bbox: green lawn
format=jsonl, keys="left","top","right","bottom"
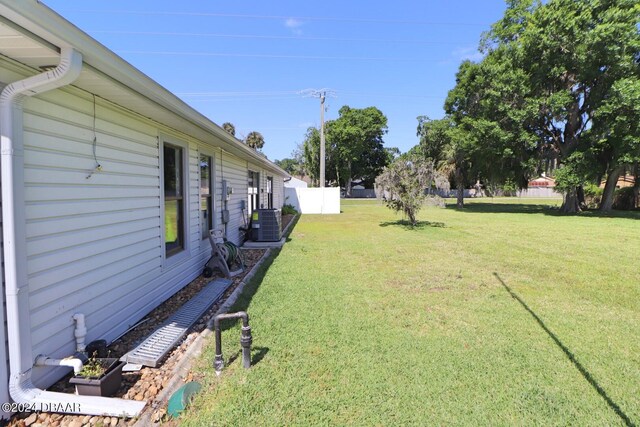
{"left": 181, "top": 198, "right": 640, "bottom": 426}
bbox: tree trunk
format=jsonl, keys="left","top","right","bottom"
{"left": 345, "top": 175, "right": 353, "bottom": 198}
{"left": 577, "top": 185, "right": 586, "bottom": 209}
{"left": 633, "top": 163, "right": 639, "bottom": 209}
{"left": 456, "top": 184, "right": 464, "bottom": 208}
{"left": 599, "top": 165, "right": 624, "bottom": 212}
{"left": 407, "top": 209, "right": 416, "bottom": 226}
{"left": 455, "top": 166, "right": 464, "bottom": 208}
{"left": 561, "top": 187, "right": 581, "bottom": 213}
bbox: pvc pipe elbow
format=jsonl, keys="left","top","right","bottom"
{"left": 35, "top": 355, "right": 84, "bottom": 374}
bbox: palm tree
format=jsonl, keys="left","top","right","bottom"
{"left": 222, "top": 122, "right": 235, "bottom": 136}
{"left": 244, "top": 131, "right": 265, "bottom": 150}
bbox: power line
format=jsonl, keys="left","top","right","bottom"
{"left": 177, "top": 90, "right": 443, "bottom": 100}
{"left": 178, "top": 90, "right": 301, "bottom": 97}
{"left": 58, "top": 9, "right": 485, "bottom": 26}
{"left": 116, "top": 50, "right": 450, "bottom": 62}
{"left": 88, "top": 30, "right": 467, "bottom": 45}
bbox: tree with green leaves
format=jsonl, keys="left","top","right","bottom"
{"left": 244, "top": 131, "right": 265, "bottom": 151}
{"left": 275, "top": 150, "right": 307, "bottom": 177}
{"left": 591, "top": 77, "right": 640, "bottom": 210}
{"left": 415, "top": 116, "right": 472, "bottom": 208}
{"left": 302, "top": 127, "right": 322, "bottom": 186}
{"left": 375, "top": 154, "right": 449, "bottom": 226}
{"left": 303, "top": 106, "right": 390, "bottom": 194}
{"left": 222, "top": 122, "right": 235, "bottom": 137}
{"left": 478, "top": 0, "right": 640, "bottom": 212}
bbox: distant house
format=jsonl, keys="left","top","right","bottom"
{"left": 0, "top": 1, "right": 287, "bottom": 419}
{"left": 527, "top": 175, "right": 556, "bottom": 188}
{"left": 284, "top": 176, "right": 308, "bottom": 188}
{"left": 519, "top": 175, "right": 560, "bottom": 197}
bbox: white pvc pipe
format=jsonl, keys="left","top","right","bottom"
{"left": 73, "top": 313, "right": 87, "bottom": 353}
{"left": 1, "top": 47, "right": 145, "bottom": 417}
{"left": 35, "top": 355, "right": 83, "bottom": 375}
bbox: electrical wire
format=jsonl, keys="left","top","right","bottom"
{"left": 56, "top": 10, "right": 484, "bottom": 27}
{"left": 116, "top": 50, "right": 446, "bottom": 62}
{"left": 88, "top": 30, "right": 466, "bottom": 45}
{"left": 86, "top": 94, "right": 102, "bottom": 179}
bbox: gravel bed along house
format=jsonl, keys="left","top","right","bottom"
{"left": 7, "top": 214, "right": 295, "bottom": 427}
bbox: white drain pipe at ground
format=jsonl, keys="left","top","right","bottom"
{"left": 1, "top": 46, "right": 145, "bottom": 417}
{"left": 73, "top": 313, "right": 87, "bottom": 353}
{"left": 34, "top": 355, "right": 84, "bottom": 375}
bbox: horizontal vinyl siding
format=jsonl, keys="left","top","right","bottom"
{"left": 220, "top": 153, "right": 247, "bottom": 245}
{"left": 274, "top": 175, "right": 285, "bottom": 209}
{"left": 188, "top": 145, "right": 201, "bottom": 253}
{"left": 22, "top": 93, "right": 164, "bottom": 367}
{"left": 1, "top": 65, "right": 282, "bottom": 389}
{"left": 21, "top": 93, "right": 220, "bottom": 387}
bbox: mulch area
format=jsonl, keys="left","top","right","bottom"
{"left": 8, "top": 213, "right": 295, "bottom": 427}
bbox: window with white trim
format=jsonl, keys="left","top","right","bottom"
{"left": 163, "top": 143, "right": 185, "bottom": 257}
{"left": 200, "top": 153, "right": 214, "bottom": 239}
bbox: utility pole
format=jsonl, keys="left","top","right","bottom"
{"left": 319, "top": 91, "right": 326, "bottom": 188}
{"left": 300, "top": 88, "right": 336, "bottom": 187}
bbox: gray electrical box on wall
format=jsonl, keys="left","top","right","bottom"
{"left": 222, "top": 180, "right": 233, "bottom": 201}
{"left": 222, "top": 210, "right": 230, "bottom": 224}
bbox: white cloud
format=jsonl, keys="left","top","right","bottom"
{"left": 451, "top": 47, "right": 484, "bottom": 62}
{"left": 284, "top": 18, "right": 304, "bottom": 35}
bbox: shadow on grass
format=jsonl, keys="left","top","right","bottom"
{"left": 494, "top": 273, "right": 634, "bottom": 427}
{"left": 227, "top": 346, "right": 269, "bottom": 368}
{"left": 379, "top": 220, "right": 446, "bottom": 229}
{"left": 454, "top": 202, "right": 639, "bottom": 220}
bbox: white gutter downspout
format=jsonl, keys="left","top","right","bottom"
{"left": 1, "top": 47, "right": 145, "bottom": 417}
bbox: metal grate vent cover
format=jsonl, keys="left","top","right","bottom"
{"left": 121, "top": 278, "right": 232, "bottom": 367}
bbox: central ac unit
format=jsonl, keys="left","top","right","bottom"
{"left": 251, "top": 209, "right": 282, "bottom": 242}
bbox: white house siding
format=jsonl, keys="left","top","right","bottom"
{"left": 273, "top": 176, "right": 285, "bottom": 209}
{"left": 188, "top": 144, "right": 201, "bottom": 252}
{"left": 0, "top": 64, "right": 286, "bottom": 397}
{"left": 19, "top": 87, "right": 207, "bottom": 388}
{"left": 219, "top": 152, "right": 248, "bottom": 245}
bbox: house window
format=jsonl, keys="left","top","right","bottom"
{"left": 267, "top": 176, "right": 273, "bottom": 209}
{"left": 248, "top": 170, "right": 259, "bottom": 215}
{"left": 200, "top": 154, "right": 213, "bottom": 239}
{"left": 164, "top": 143, "right": 185, "bottom": 257}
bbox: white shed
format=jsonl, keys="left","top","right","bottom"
{"left": 0, "top": 1, "right": 288, "bottom": 419}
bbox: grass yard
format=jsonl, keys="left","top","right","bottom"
{"left": 181, "top": 198, "right": 640, "bottom": 426}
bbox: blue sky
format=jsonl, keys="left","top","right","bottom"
{"left": 42, "top": 0, "right": 507, "bottom": 162}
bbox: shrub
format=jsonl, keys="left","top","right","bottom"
{"left": 583, "top": 183, "right": 603, "bottom": 209}
{"left": 375, "top": 155, "right": 448, "bottom": 226}
{"left": 281, "top": 203, "right": 298, "bottom": 215}
{"left": 613, "top": 187, "right": 635, "bottom": 210}
{"left": 502, "top": 179, "right": 518, "bottom": 197}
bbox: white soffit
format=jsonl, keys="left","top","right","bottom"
{"left": 0, "top": 19, "right": 58, "bottom": 68}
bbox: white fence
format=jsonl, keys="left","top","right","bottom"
{"left": 284, "top": 187, "right": 341, "bottom": 214}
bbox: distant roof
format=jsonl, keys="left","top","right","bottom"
{"left": 284, "top": 177, "right": 308, "bottom": 188}
{"left": 528, "top": 176, "right": 556, "bottom": 187}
